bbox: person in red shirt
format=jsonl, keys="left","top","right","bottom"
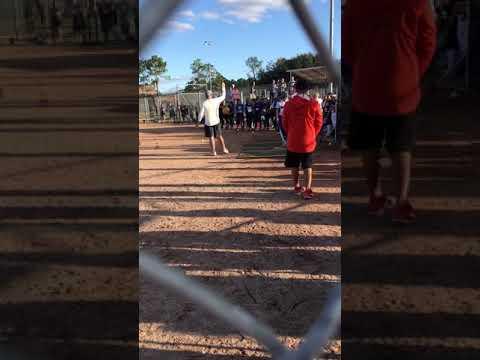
{"left": 343, "top": 0, "right": 437, "bottom": 222}
{"left": 282, "top": 78, "right": 323, "bottom": 200}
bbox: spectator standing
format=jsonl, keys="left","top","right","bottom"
{"left": 235, "top": 100, "right": 245, "bottom": 131}
{"left": 231, "top": 84, "right": 241, "bottom": 103}
{"left": 343, "top": 0, "right": 437, "bottom": 223}
{"left": 246, "top": 100, "right": 255, "bottom": 131}
{"left": 283, "top": 79, "right": 323, "bottom": 200}
{"left": 272, "top": 80, "right": 278, "bottom": 99}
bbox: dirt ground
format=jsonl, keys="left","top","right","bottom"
{"left": 139, "top": 124, "right": 341, "bottom": 359}
{"left": 341, "top": 91, "right": 480, "bottom": 358}
{"left": 0, "top": 46, "right": 138, "bottom": 359}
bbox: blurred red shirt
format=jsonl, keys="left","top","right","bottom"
{"left": 342, "top": 0, "right": 437, "bottom": 116}
{"left": 283, "top": 95, "right": 323, "bottom": 153}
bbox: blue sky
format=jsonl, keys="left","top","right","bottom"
{"left": 140, "top": 0, "right": 341, "bottom": 93}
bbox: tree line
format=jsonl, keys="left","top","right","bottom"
{"left": 139, "top": 52, "right": 331, "bottom": 94}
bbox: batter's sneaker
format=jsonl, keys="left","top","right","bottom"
{"left": 392, "top": 201, "right": 416, "bottom": 224}
{"left": 368, "top": 195, "right": 387, "bottom": 216}
{"left": 303, "top": 188, "right": 314, "bottom": 200}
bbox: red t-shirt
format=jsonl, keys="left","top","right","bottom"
{"left": 342, "top": 0, "right": 437, "bottom": 116}
{"left": 283, "top": 95, "right": 323, "bottom": 153}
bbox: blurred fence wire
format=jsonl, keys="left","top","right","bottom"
{"left": 139, "top": 1, "right": 341, "bottom": 359}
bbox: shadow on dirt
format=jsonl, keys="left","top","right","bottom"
{"left": 140, "top": 124, "right": 341, "bottom": 355}
{"left": 342, "top": 93, "right": 480, "bottom": 357}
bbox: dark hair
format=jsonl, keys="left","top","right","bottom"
{"left": 295, "top": 78, "right": 310, "bottom": 93}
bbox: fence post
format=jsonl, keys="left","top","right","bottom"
{"left": 144, "top": 97, "right": 149, "bottom": 122}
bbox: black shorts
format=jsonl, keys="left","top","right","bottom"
{"left": 204, "top": 124, "right": 222, "bottom": 138}
{"left": 284, "top": 151, "right": 314, "bottom": 169}
{"left": 347, "top": 111, "right": 416, "bottom": 153}
{"left": 236, "top": 114, "right": 244, "bottom": 123}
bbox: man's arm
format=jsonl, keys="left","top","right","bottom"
{"left": 417, "top": 0, "right": 437, "bottom": 77}
{"left": 215, "top": 82, "right": 226, "bottom": 105}
{"left": 197, "top": 103, "right": 205, "bottom": 124}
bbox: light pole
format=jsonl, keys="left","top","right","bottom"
{"left": 329, "top": 0, "right": 334, "bottom": 94}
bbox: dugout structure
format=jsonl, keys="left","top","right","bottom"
{"left": 287, "top": 66, "right": 338, "bottom": 95}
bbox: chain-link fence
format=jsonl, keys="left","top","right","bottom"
{"left": 139, "top": 92, "right": 206, "bottom": 123}
{"left": 140, "top": 85, "right": 334, "bottom": 124}
{"left": 140, "top": 1, "right": 341, "bottom": 359}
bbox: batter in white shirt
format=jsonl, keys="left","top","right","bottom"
{"left": 198, "top": 82, "right": 230, "bottom": 156}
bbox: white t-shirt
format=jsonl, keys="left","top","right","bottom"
{"left": 198, "top": 89, "right": 226, "bottom": 126}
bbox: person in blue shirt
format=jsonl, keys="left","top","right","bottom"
{"left": 271, "top": 98, "right": 279, "bottom": 131}
{"left": 268, "top": 99, "right": 277, "bottom": 131}
{"left": 245, "top": 100, "right": 255, "bottom": 131}
{"left": 235, "top": 100, "right": 245, "bottom": 131}
{"left": 253, "top": 99, "right": 263, "bottom": 131}
{"left": 261, "top": 98, "right": 270, "bottom": 130}
{"left": 228, "top": 101, "right": 235, "bottom": 129}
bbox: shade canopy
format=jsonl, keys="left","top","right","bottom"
{"left": 287, "top": 66, "right": 331, "bottom": 84}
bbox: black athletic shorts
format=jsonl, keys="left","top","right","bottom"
{"left": 204, "top": 124, "right": 222, "bottom": 138}
{"left": 347, "top": 111, "right": 416, "bottom": 153}
{"left": 284, "top": 151, "right": 314, "bottom": 169}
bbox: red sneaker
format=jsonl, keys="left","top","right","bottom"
{"left": 303, "top": 188, "right": 314, "bottom": 200}
{"left": 392, "top": 201, "right": 416, "bottom": 224}
{"left": 294, "top": 186, "right": 305, "bottom": 195}
{"left": 368, "top": 195, "right": 387, "bottom": 216}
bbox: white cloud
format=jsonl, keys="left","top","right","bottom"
{"left": 219, "top": 0, "right": 287, "bottom": 23}
{"left": 219, "top": 0, "right": 317, "bottom": 23}
{"left": 179, "top": 9, "right": 195, "bottom": 18}
{"left": 200, "top": 11, "right": 221, "bottom": 20}
{"left": 221, "top": 19, "right": 235, "bottom": 25}
{"left": 168, "top": 21, "right": 195, "bottom": 32}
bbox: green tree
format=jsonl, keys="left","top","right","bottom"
{"left": 256, "top": 52, "right": 325, "bottom": 85}
{"left": 245, "top": 56, "right": 263, "bottom": 81}
{"left": 184, "top": 58, "right": 226, "bottom": 92}
{"left": 139, "top": 55, "right": 167, "bottom": 92}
